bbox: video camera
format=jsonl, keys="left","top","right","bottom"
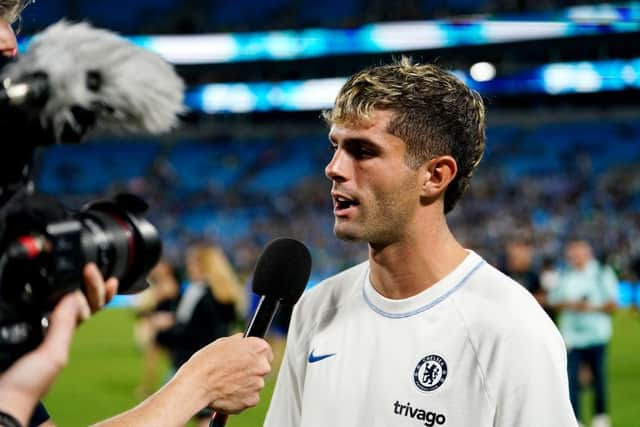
{"left": 0, "top": 20, "right": 185, "bottom": 370}
{"left": 0, "top": 191, "right": 161, "bottom": 370}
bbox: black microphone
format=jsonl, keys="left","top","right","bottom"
{"left": 210, "top": 237, "right": 311, "bottom": 427}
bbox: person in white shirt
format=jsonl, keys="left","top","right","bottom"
{"left": 264, "top": 57, "right": 577, "bottom": 427}
{"left": 548, "top": 238, "right": 618, "bottom": 427}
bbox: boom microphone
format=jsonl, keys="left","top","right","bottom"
{"left": 0, "top": 20, "right": 185, "bottom": 143}
{"left": 210, "top": 237, "right": 311, "bottom": 427}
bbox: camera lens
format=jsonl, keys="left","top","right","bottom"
{"left": 77, "top": 194, "right": 161, "bottom": 294}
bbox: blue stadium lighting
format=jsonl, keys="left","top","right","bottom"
{"left": 19, "top": 2, "right": 640, "bottom": 63}
{"left": 461, "top": 58, "right": 640, "bottom": 95}
{"left": 185, "top": 57, "right": 640, "bottom": 113}
{"left": 187, "top": 78, "right": 348, "bottom": 113}
{"left": 567, "top": 2, "right": 640, "bottom": 22}
{"left": 540, "top": 59, "right": 640, "bottom": 94}
{"left": 129, "top": 34, "right": 239, "bottom": 64}
{"left": 129, "top": 19, "right": 640, "bottom": 65}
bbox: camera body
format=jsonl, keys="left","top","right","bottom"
{"left": 0, "top": 189, "right": 162, "bottom": 371}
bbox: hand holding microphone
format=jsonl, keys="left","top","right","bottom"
{"left": 210, "top": 237, "right": 312, "bottom": 427}
{"left": 81, "top": 240, "right": 308, "bottom": 427}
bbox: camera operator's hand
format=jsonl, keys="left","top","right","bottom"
{"left": 83, "top": 263, "right": 119, "bottom": 313}
{"left": 0, "top": 263, "right": 117, "bottom": 426}
{"left": 0, "top": 291, "right": 89, "bottom": 426}
{"left": 93, "top": 334, "right": 273, "bottom": 426}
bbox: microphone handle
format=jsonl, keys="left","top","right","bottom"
{"left": 244, "top": 296, "right": 281, "bottom": 338}
{"left": 210, "top": 295, "right": 282, "bottom": 427}
{"left": 209, "top": 413, "right": 228, "bottom": 427}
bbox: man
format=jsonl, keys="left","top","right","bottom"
{"left": 548, "top": 238, "right": 618, "bottom": 427}
{"left": 264, "top": 58, "right": 576, "bottom": 426}
{"left": 502, "top": 237, "right": 555, "bottom": 319}
{"left": 503, "top": 238, "right": 543, "bottom": 298}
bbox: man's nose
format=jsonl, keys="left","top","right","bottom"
{"left": 325, "top": 148, "right": 350, "bottom": 182}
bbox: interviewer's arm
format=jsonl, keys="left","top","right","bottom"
{"left": 93, "top": 334, "right": 273, "bottom": 427}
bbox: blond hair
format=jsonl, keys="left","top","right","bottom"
{"left": 191, "top": 243, "right": 246, "bottom": 313}
{"left": 0, "top": 0, "right": 30, "bottom": 25}
{"left": 323, "top": 57, "right": 485, "bottom": 213}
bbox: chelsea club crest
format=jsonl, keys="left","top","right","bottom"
{"left": 413, "top": 354, "right": 448, "bottom": 392}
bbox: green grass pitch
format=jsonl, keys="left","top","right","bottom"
{"left": 42, "top": 307, "right": 640, "bottom": 426}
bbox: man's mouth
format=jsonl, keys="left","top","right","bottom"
{"left": 333, "top": 194, "right": 360, "bottom": 215}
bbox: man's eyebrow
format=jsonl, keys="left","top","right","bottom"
{"left": 342, "top": 137, "right": 380, "bottom": 149}
{"left": 328, "top": 133, "right": 378, "bottom": 145}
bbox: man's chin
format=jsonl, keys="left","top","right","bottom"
{"left": 333, "top": 226, "right": 362, "bottom": 242}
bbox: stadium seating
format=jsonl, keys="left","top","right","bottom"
{"left": 34, "top": 118, "right": 640, "bottom": 286}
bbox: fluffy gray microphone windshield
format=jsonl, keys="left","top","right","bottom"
{"left": 2, "top": 20, "right": 185, "bottom": 139}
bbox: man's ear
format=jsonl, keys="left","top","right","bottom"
{"left": 420, "top": 155, "right": 458, "bottom": 199}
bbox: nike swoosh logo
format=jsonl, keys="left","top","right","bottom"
{"left": 308, "top": 349, "right": 336, "bottom": 363}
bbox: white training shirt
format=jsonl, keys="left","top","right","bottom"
{"left": 264, "top": 251, "right": 577, "bottom": 427}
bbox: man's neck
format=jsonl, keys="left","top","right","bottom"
{"left": 367, "top": 220, "right": 468, "bottom": 300}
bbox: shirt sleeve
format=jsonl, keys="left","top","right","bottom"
{"left": 492, "top": 326, "right": 578, "bottom": 427}
{"left": 263, "top": 304, "right": 307, "bottom": 427}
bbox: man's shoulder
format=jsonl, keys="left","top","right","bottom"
{"left": 458, "top": 261, "right": 558, "bottom": 337}
{"left": 287, "top": 261, "right": 368, "bottom": 348}
{"left": 300, "top": 260, "right": 369, "bottom": 307}
{"left": 464, "top": 260, "right": 539, "bottom": 303}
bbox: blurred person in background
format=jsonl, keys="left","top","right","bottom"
{"left": 501, "top": 236, "right": 555, "bottom": 320}
{"left": 549, "top": 238, "right": 619, "bottom": 427}
{"left": 132, "top": 260, "right": 180, "bottom": 397}
{"left": 502, "top": 236, "right": 544, "bottom": 301}
{"left": 154, "top": 240, "right": 245, "bottom": 427}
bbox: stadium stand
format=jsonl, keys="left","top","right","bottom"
{"left": 33, "top": 117, "right": 640, "bottom": 293}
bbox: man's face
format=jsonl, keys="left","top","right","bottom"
{"left": 326, "top": 109, "right": 422, "bottom": 245}
{"left": 506, "top": 242, "right": 533, "bottom": 272}
{"left": 0, "top": 16, "right": 17, "bottom": 58}
{"left": 565, "top": 240, "right": 592, "bottom": 269}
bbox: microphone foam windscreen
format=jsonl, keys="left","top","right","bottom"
{"left": 252, "top": 237, "right": 311, "bottom": 305}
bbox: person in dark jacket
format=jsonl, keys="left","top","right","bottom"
{"left": 155, "top": 240, "right": 245, "bottom": 427}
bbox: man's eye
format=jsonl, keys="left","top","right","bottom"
{"left": 352, "top": 147, "right": 374, "bottom": 159}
